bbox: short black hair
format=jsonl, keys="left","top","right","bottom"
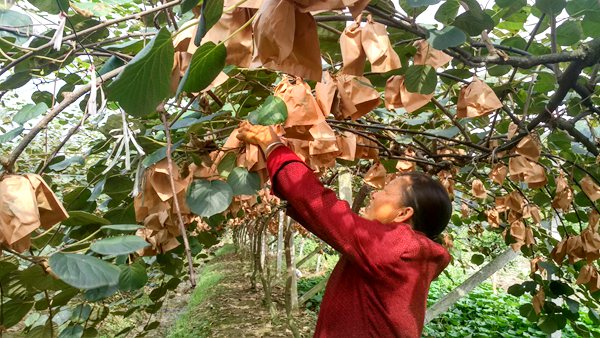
{"left": 397, "top": 172, "right": 452, "bottom": 240}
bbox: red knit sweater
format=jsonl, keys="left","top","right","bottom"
{"left": 267, "top": 146, "right": 451, "bottom": 338}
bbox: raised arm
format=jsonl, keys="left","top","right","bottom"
{"left": 266, "top": 145, "right": 404, "bottom": 275}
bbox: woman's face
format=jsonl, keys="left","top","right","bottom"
{"left": 364, "top": 176, "right": 412, "bottom": 223}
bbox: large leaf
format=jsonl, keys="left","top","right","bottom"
{"left": 404, "top": 65, "right": 437, "bottom": 94}
{"left": 1, "top": 299, "right": 33, "bottom": 328}
{"left": 178, "top": 42, "right": 226, "bottom": 94}
{"left": 535, "top": 0, "right": 566, "bottom": 15}
{"left": 58, "top": 325, "right": 84, "bottom": 338}
{"left": 0, "top": 126, "right": 24, "bottom": 143}
{"left": 427, "top": 26, "right": 466, "bottom": 50}
{"left": 0, "top": 10, "right": 33, "bottom": 45}
{"left": 62, "top": 211, "right": 110, "bottom": 227}
{"left": 406, "top": 0, "right": 440, "bottom": 7}
{"left": 49, "top": 253, "right": 121, "bottom": 289}
{"left": 453, "top": 10, "right": 494, "bottom": 36}
{"left": 13, "top": 102, "right": 47, "bottom": 125}
{"left": 0, "top": 71, "right": 31, "bottom": 90}
{"left": 247, "top": 95, "right": 288, "bottom": 125}
{"left": 217, "top": 151, "right": 237, "bottom": 177}
{"left": 434, "top": 0, "right": 459, "bottom": 24}
{"left": 118, "top": 262, "right": 148, "bottom": 291}
{"left": 90, "top": 236, "right": 150, "bottom": 255}
{"left": 48, "top": 156, "right": 85, "bottom": 172}
{"left": 556, "top": 20, "right": 583, "bottom": 46}
{"left": 28, "top": 0, "right": 69, "bottom": 14}
{"left": 180, "top": 0, "right": 201, "bottom": 14}
{"left": 108, "top": 28, "right": 174, "bottom": 117}
{"left": 227, "top": 167, "right": 260, "bottom": 195}
{"left": 186, "top": 179, "right": 233, "bottom": 217}
{"left": 195, "top": 0, "right": 224, "bottom": 46}
{"left": 142, "top": 139, "right": 184, "bottom": 168}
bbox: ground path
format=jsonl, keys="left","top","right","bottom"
{"left": 165, "top": 246, "right": 317, "bottom": 337}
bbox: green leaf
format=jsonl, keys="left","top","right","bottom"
{"left": 108, "top": 27, "right": 174, "bottom": 117}
{"left": 427, "top": 26, "right": 466, "bottom": 50}
{"left": 537, "top": 314, "right": 567, "bottom": 333}
{"left": 181, "top": 0, "right": 201, "bottom": 14}
{"left": 75, "top": 2, "right": 111, "bottom": 16}
{"left": 582, "top": 12, "right": 600, "bottom": 38}
{"left": 519, "top": 303, "right": 538, "bottom": 322}
{"left": 217, "top": 151, "right": 237, "bottom": 177}
{"left": 470, "top": 253, "right": 485, "bottom": 265}
{"left": 535, "top": 0, "right": 565, "bottom": 15}
{"left": 100, "top": 224, "right": 142, "bottom": 232}
{"left": 0, "top": 10, "right": 33, "bottom": 45}
{"left": 0, "top": 126, "right": 24, "bottom": 143}
{"left": 227, "top": 167, "right": 260, "bottom": 195}
{"left": 195, "top": 0, "right": 224, "bottom": 45}
{"left": 58, "top": 325, "right": 84, "bottom": 338}
{"left": 1, "top": 299, "right": 33, "bottom": 328}
{"left": 28, "top": 0, "right": 69, "bottom": 14}
{"left": 178, "top": 42, "right": 226, "bottom": 94}
{"left": 48, "top": 155, "right": 85, "bottom": 172}
{"left": 90, "top": 236, "right": 150, "bottom": 255}
{"left": 556, "top": 20, "right": 583, "bottom": 46}
{"left": 434, "top": 0, "right": 459, "bottom": 24}
{"left": 406, "top": 0, "right": 440, "bottom": 7}
{"left": 247, "top": 95, "right": 288, "bottom": 125}
{"left": 142, "top": 139, "right": 184, "bottom": 168}
{"left": 453, "top": 10, "right": 495, "bottom": 36}
{"left": 425, "top": 126, "right": 460, "bottom": 138}
{"left": 62, "top": 211, "right": 111, "bottom": 227}
{"left": 404, "top": 65, "right": 437, "bottom": 94}
{"left": 49, "top": 253, "right": 121, "bottom": 289}
{"left": 118, "top": 262, "right": 148, "bottom": 291}
{"left": 0, "top": 71, "right": 31, "bottom": 90}
{"left": 186, "top": 179, "right": 233, "bottom": 217}
{"left": 12, "top": 102, "right": 47, "bottom": 125}
{"left": 84, "top": 284, "right": 118, "bottom": 301}
{"left": 507, "top": 283, "right": 525, "bottom": 296}
{"left": 98, "top": 55, "right": 125, "bottom": 76}
{"left": 549, "top": 280, "right": 574, "bottom": 296}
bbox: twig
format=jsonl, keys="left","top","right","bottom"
{"left": 1, "top": 65, "right": 125, "bottom": 176}
{"left": 160, "top": 110, "right": 197, "bottom": 288}
{"left": 431, "top": 98, "right": 470, "bottom": 141}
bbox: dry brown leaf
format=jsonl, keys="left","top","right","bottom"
{"left": 364, "top": 162, "right": 386, "bottom": 189}
{"left": 532, "top": 288, "right": 545, "bottom": 315}
{"left": 457, "top": 77, "right": 503, "bottom": 118}
{"left": 384, "top": 75, "right": 433, "bottom": 113}
{"left": 552, "top": 174, "right": 573, "bottom": 211}
{"left": 253, "top": 0, "right": 321, "bottom": 80}
{"left": 523, "top": 162, "right": 547, "bottom": 189}
{"left": 589, "top": 210, "right": 599, "bottom": 233}
{"left": 489, "top": 163, "right": 508, "bottom": 185}
{"left": 515, "top": 135, "right": 541, "bottom": 161}
{"left": 580, "top": 175, "right": 600, "bottom": 202}
{"left": 566, "top": 235, "right": 585, "bottom": 264}
{"left": 506, "top": 191, "right": 524, "bottom": 212}
{"left": 275, "top": 76, "right": 324, "bottom": 128}
{"left": 340, "top": 19, "right": 366, "bottom": 76}
{"left": 437, "top": 170, "right": 454, "bottom": 198}
{"left": 530, "top": 257, "right": 544, "bottom": 276}
{"left": 413, "top": 39, "right": 452, "bottom": 69}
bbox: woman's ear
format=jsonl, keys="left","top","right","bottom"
{"left": 394, "top": 206, "right": 414, "bottom": 223}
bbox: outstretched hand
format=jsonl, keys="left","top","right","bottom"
{"left": 236, "top": 121, "right": 281, "bottom": 153}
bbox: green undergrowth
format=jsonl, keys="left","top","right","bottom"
{"left": 167, "top": 244, "right": 235, "bottom": 338}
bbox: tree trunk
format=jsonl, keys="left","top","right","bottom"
{"left": 277, "top": 210, "right": 284, "bottom": 275}
{"left": 284, "top": 216, "right": 300, "bottom": 337}
{"left": 425, "top": 248, "right": 518, "bottom": 324}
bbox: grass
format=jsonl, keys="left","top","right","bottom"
{"left": 167, "top": 244, "right": 235, "bottom": 338}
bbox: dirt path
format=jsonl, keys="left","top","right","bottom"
{"left": 168, "top": 248, "right": 317, "bottom": 337}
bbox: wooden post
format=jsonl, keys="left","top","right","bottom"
{"left": 277, "top": 210, "right": 284, "bottom": 275}
{"left": 425, "top": 248, "right": 518, "bottom": 324}
{"left": 315, "top": 254, "right": 322, "bottom": 273}
{"left": 284, "top": 215, "right": 300, "bottom": 337}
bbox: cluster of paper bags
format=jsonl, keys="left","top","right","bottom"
{"left": 0, "top": 174, "right": 68, "bottom": 253}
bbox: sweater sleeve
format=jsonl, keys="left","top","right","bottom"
{"left": 266, "top": 146, "right": 397, "bottom": 275}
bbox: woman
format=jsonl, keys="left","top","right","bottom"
{"left": 237, "top": 121, "right": 452, "bottom": 338}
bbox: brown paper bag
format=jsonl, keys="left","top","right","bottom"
{"left": 413, "top": 40, "right": 452, "bottom": 69}
{"left": 315, "top": 72, "right": 339, "bottom": 118}
{"left": 364, "top": 162, "right": 386, "bottom": 189}
{"left": 384, "top": 75, "right": 433, "bottom": 113}
{"left": 335, "top": 74, "right": 380, "bottom": 120}
{"left": 340, "top": 20, "right": 366, "bottom": 76}
{"left": 360, "top": 15, "right": 401, "bottom": 73}
{"left": 275, "top": 76, "right": 324, "bottom": 128}
{"left": 336, "top": 131, "right": 357, "bottom": 161}
{"left": 457, "top": 77, "right": 503, "bottom": 118}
